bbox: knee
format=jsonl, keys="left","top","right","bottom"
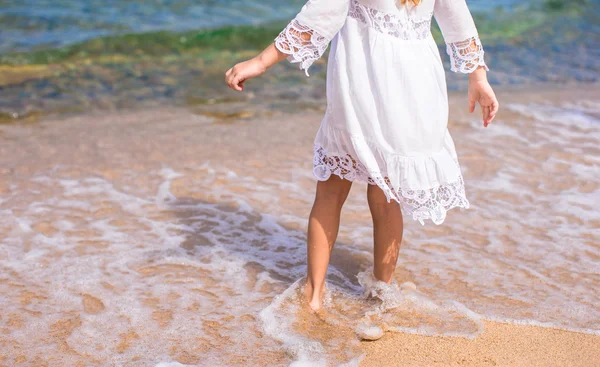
{"left": 369, "top": 200, "right": 397, "bottom": 218}
{"left": 367, "top": 185, "right": 399, "bottom": 217}
{"left": 314, "top": 179, "right": 350, "bottom": 209}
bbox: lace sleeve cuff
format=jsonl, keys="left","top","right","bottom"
{"left": 445, "top": 36, "right": 489, "bottom": 73}
{"left": 274, "top": 19, "right": 330, "bottom": 77}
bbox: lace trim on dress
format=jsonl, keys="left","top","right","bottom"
{"left": 313, "top": 146, "right": 470, "bottom": 225}
{"left": 348, "top": 0, "right": 432, "bottom": 40}
{"left": 446, "top": 36, "right": 489, "bottom": 73}
{"left": 274, "top": 19, "right": 330, "bottom": 77}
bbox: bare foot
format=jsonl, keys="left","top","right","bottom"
{"left": 303, "top": 278, "right": 326, "bottom": 312}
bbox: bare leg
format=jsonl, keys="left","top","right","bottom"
{"left": 367, "top": 184, "right": 403, "bottom": 284}
{"left": 304, "top": 175, "right": 352, "bottom": 310}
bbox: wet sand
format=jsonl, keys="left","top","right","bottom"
{"left": 360, "top": 320, "right": 600, "bottom": 366}
{"left": 0, "top": 84, "right": 599, "bottom": 366}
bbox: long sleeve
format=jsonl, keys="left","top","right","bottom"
{"left": 433, "top": 0, "right": 489, "bottom": 73}
{"left": 274, "top": 0, "right": 350, "bottom": 76}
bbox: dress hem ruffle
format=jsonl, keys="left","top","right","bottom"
{"left": 312, "top": 124, "right": 470, "bottom": 225}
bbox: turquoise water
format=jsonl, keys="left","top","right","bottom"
{"left": 0, "top": 0, "right": 524, "bottom": 53}
{"left": 0, "top": 0, "right": 305, "bottom": 53}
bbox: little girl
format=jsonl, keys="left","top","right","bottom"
{"left": 226, "top": 0, "right": 499, "bottom": 311}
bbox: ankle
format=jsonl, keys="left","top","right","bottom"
{"left": 373, "top": 271, "right": 393, "bottom": 284}
{"left": 303, "top": 279, "right": 326, "bottom": 308}
{"left": 304, "top": 280, "right": 325, "bottom": 297}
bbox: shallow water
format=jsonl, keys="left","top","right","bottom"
{"left": 0, "top": 0, "right": 597, "bottom": 121}
{"left": 0, "top": 86, "right": 598, "bottom": 366}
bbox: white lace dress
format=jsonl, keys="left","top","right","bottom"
{"left": 274, "top": 0, "right": 488, "bottom": 225}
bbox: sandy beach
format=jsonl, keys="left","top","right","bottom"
{"left": 361, "top": 321, "right": 600, "bottom": 366}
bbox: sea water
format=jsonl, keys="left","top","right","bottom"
{"left": 0, "top": 0, "right": 524, "bottom": 53}
{"left": 0, "top": 86, "right": 598, "bottom": 365}
{"left": 1, "top": 0, "right": 597, "bottom": 121}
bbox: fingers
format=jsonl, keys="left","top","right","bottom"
{"left": 483, "top": 105, "right": 490, "bottom": 127}
{"left": 489, "top": 100, "right": 499, "bottom": 121}
{"left": 483, "top": 99, "right": 499, "bottom": 126}
{"left": 225, "top": 68, "right": 233, "bottom": 88}
{"left": 468, "top": 99, "right": 476, "bottom": 113}
{"left": 225, "top": 67, "right": 243, "bottom": 92}
{"left": 231, "top": 75, "right": 243, "bottom": 91}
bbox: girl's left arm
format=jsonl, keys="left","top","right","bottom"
{"left": 434, "top": 0, "right": 499, "bottom": 127}
{"left": 226, "top": 0, "right": 350, "bottom": 91}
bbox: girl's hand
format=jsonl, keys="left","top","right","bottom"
{"left": 225, "top": 57, "right": 267, "bottom": 92}
{"left": 467, "top": 67, "right": 499, "bottom": 127}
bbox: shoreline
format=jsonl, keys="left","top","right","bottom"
{"left": 1, "top": 81, "right": 598, "bottom": 126}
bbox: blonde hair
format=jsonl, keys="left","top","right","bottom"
{"left": 398, "top": 0, "right": 421, "bottom": 6}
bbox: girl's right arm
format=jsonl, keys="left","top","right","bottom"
{"left": 225, "top": 44, "right": 287, "bottom": 92}
{"left": 226, "top": 0, "right": 351, "bottom": 91}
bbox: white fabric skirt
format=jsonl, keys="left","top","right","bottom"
{"left": 312, "top": 17, "right": 469, "bottom": 225}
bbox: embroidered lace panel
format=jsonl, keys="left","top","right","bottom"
{"left": 348, "top": 0, "right": 432, "bottom": 40}
{"left": 313, "top": 146, "right": 469, "bottom": 225}
{"left": 446, "top": 36, "right": 489, "bottom": 73}
{"left": 274, "top": 19, "right": 329, "bottom": 76}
